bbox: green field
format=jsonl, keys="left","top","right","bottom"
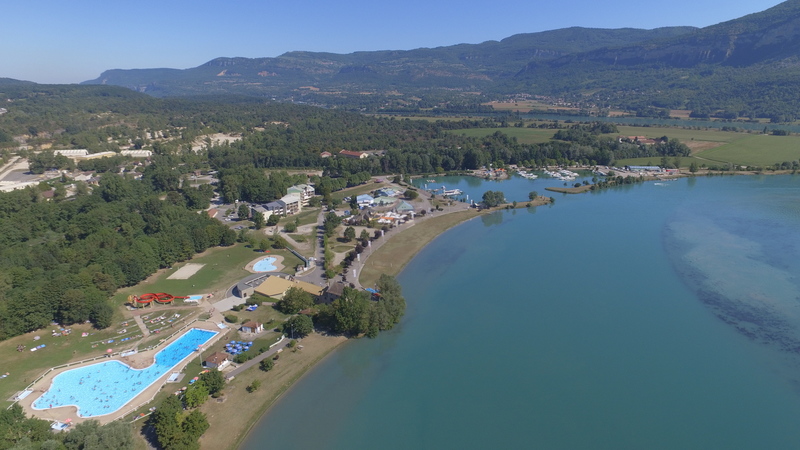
{"left": 612, "top": 126, "right": 745, "bottom": 143}
{"left": 112, "top": 243, "right": 302, "bottom": 306}
{"left": 112, "top": 244, "right": 258, "bottom": 305}
{"left": 696, "top": 134, "right": 800, "bottom": 167}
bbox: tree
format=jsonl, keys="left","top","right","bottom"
{"left": 184, "top": 381, "right": 209, "bottom": 408}
{"left": 528, "top": 191, "right": 538, "bottom": 201}
{"left": 252, "top": 211, "right": 265, "bottom": 230}
{"left": 238, "top": 203, "right": 250, "bottom": 220}
{"left": 182, "top": 410, "right": 209, "bottom": 441}
{"left": 151, "top": 396, "right": 183, "bottom": 449}
{"left": 405, "top": 189, "right": 419, "bottom": 200}
{"left": 260, "top": 358, "right": 274, "bottom": 372}
{"left": 259, "top": 239, "right": 270, "bottom": 252}
{"left": 90, "top": 302, "right": 114, "bottom": 329}
{"left": 689, "top": 161, "right": 698, "bottom": 173}
{"left": 63, "top": 420, "right": 135, "bottom": 450}
{"left": 247, "top": 380, "right": 261, "bottom": 392}
{"left": 481, "top": 190, "right": 505, "bottom": 208}
{"left": 199, "top": 370, "right": 225, "bottom": 396}
{"left": 283, "top": 314, "right": 313, "bottom": 338}
{"left": 343, "top": 226, "right": 356, "bottom": 242}
{"left": 360, "top": 229, "right": 370, "bottom": 241}
{"left": 284, "top": 221, "right": 297, "bottom": 233}
{"left": 266, "top": 214, "right": 280, "bottom": 226}
{"left": 323, "top": 211, "right": 343, "bottom": 237}
{"left": 272, "top": 236, "right": 288, "bottom": 249}
{"left": 332, "top": 289, "right": 371, "bottom": 335}
{"left": 275, "top": 287, "right": 314, "bottom": 314}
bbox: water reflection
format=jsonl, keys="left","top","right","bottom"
{"left": 481, "top": 211, "right": 504, "bottom": 227}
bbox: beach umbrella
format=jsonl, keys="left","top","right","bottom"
{"left": 106, "top": 349, "right": 113, "bottom": 354}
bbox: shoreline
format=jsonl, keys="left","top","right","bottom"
{"left": 199, "top": 333, "right": 348, "bottom": 450}
{"left": 227, "top": 197, "right": 512, "bottom": 448}
{"left": 190, "top": 169, "right": 795, "bottom": 447}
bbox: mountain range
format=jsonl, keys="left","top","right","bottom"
{"left": 79, "top": 0, "right": 800, "bottom": 119}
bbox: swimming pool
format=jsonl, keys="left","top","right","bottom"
{"left": 253, "top": 257, "right": 277, "bottom": 272}
{"left": 187, "top": 295, "right": 203, "bottom": 301}
{"left": 32, "top": 328, "right": 217, "bottom": 417}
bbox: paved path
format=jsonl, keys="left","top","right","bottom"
{"left": 348, "top": 192, "right": 472, "bottom": 289}
{"left": 225, "top": 337, "right": 289, "bottom": 380}
{"left": 132, "top": 315, "right": 151, "bottom": 337}
{"left": 297, "top": 209, "right": 326, "bottom": 286}
{"left": 211, "top": 295, "right": 248, "bottom": 313}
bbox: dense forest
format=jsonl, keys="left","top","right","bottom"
{"left": 0, "top": 172, "right": 233, "bottom": 339}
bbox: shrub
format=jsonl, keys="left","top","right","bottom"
{"left": 224, "top": 314, "right": 238, "bottom": 323}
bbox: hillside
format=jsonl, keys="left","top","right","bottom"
{"left": 80, "top": 0, "right": 800, "bottom": 119}
{"left": 82, "top": 27, "right": 694, "bottom": 100}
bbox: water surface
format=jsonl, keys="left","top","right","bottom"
{"left": 243, "top": 175, "right": 800, "bottom": 449}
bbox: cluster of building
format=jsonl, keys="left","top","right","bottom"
{"left": 251, "top": 184, "right": 315, "bottom": 220}
{"left": 353, "top": 187, "right": 402, "bottom": 208}
{"left": 320, "top": 150, "right": 370, "bottom": 159}
{"left": 52, "top": 149, "right": 153, "bottom": 159}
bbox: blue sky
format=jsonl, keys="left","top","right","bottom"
{"left": 1, "top": 0, "right": 785, "bottom": 84}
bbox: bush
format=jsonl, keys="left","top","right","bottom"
{"left": 233, "top": 352, "right": 253, "bottom": 364}
{"left": 224, "top": 314, "right": 238, "bottom": 323}
{"left": 260, "top": 359, "right": 274, "bottom": 372}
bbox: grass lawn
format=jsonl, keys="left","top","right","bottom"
{"left": 0, "top": 323, "right": 125, "bottom": 403}
{"left": 359, "top": 209, "right": 480, "bottom": 288}
{"left": 112, "top": 244, "right": 262, "bottom": 306}
{"left": 288, "top": 208, "right": 321, "bottom": 227}
{"left": 196, "top": 333, "right": 347, "bottom": 450}
{"left": 449, "top": 127, "right": 556, "bottom": 144}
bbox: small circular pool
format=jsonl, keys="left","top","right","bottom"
{"left": 253, "top": 257, "right": 277, "bottom": 272}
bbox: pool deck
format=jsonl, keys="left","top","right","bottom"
{"left": 244, "top": 255, "right": 285, "bottom": 274}
{"left": 18, "top": 320, "right": 226, "bottom": 425}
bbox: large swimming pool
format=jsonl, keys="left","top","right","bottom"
{"left": 33, "top": 328, "right": 217, "bottom": 417}
{"left": 253, "top": 257, "right": 277, "bottom": 272}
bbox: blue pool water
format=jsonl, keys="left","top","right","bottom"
{"left": 33, "top": 328, "right": 217, "bottom": 417}
{"left": 253, "top": 257, "right": 277, "bottom": 272}
{"left": 187, "top": 295, "right": 203, "bottom": 301}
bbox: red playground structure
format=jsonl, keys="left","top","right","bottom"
{"left": 129, "top": 293, "right": 189, "bottom": 307}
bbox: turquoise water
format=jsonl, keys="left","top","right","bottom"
{"left": 33, "top": 328, "right": 217, "bottom": 417}
{"left": 243, "top": 175, "right": 800, "bottom": 449}
{"left": 253, "top": 257, "right": 277, "bottom": 272}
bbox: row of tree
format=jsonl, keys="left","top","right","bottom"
{"left": 0, "top": 404, "right": 134, "bottom": 449}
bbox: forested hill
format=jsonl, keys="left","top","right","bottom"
{"left": 513, "top": 0, "right": 800, "bottom": 120}
{"left": 77, "top": 0, "right": 800, "bottom": 119}
{"left": 81, "top": 27, "right": 694, "bottom": 98}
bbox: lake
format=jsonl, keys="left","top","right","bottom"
{"left": 242, "top": 174, "right": 800, "bottom": 449}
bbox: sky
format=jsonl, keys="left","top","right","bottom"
{"left": 1, "top": 0, "right": 786, "bottom": 84}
